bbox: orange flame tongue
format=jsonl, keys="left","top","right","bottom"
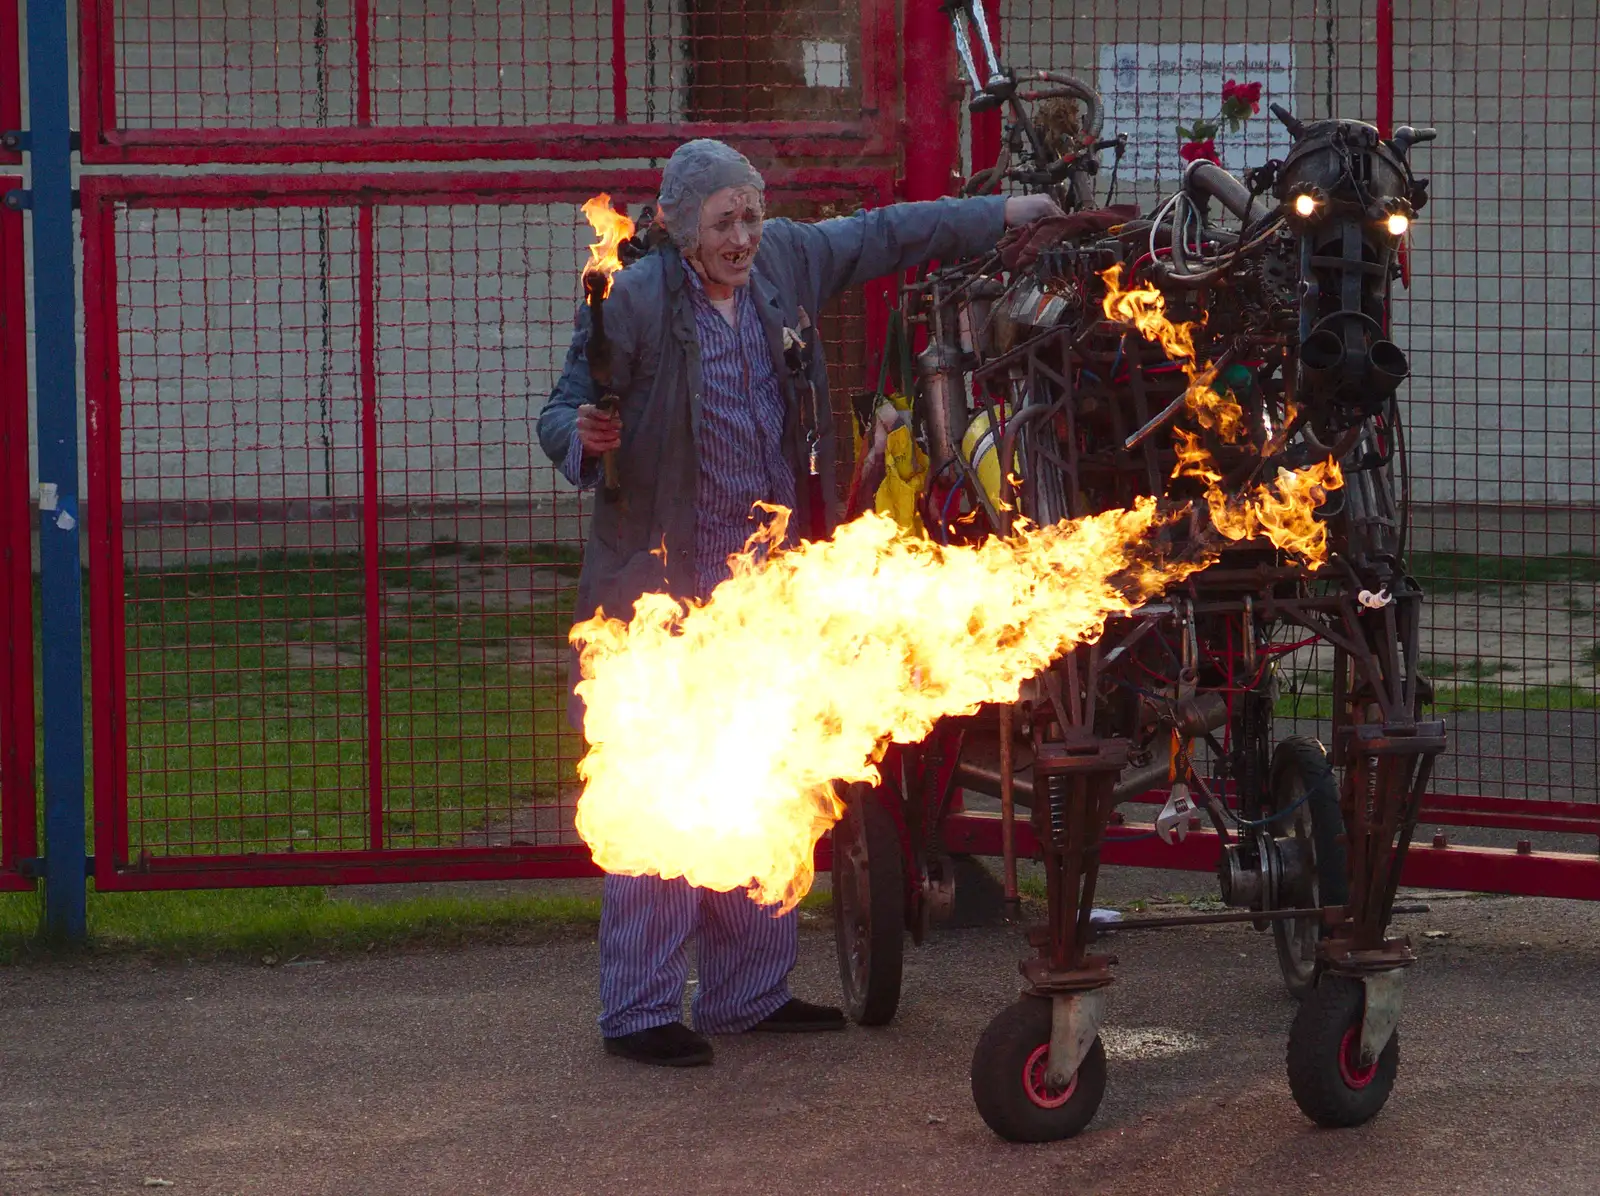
{"left": 580, "top": 193, "right": 636, "bottom": 297}
{"left": 573, "top": 500, "right": 1209, "bottom": 910}
{"left": 1101, "top": 264, "right": 1245, "bottom": 441}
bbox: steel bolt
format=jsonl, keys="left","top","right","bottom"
{"left": 1516, "top": 839, "right": 1532, "bottom": 855}
{"left": 1432, "top": 831, "right": 1447, "bottom": 848}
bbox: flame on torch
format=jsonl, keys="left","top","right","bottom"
{"left": 580, "top": 193, "right": 636, "bottom": 297}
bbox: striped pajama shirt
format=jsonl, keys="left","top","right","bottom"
{"left": 560, "top": 270, "right": 802, "bottom": 1037}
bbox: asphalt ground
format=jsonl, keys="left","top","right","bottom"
{"left": 3, "top": 873, "right": 1599, "bottom": 1196}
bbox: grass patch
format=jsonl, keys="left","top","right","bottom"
{"left": 1409, "top": 550, "right": 1600, "bottom": 596}
{"left": 505, "top": 543, "right": 585, "bottom": 574}
{"left": 0, "top": 885, "right": 604, "bottom": 964}
{"left": 112, "top": 549, "right": 584, "bottom": 859}
{"left": 0, "top": 880, "right": 835, "bottom": 964}
{"left": 1278, "top": 683, "right": 1600, "bottom": 720}
{"left": 1420, "top": 657, "right": 1519, "bottom": 681}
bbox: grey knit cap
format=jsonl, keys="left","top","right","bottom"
{"left": 656, "top": 139, "right": 766, "bottom": 252}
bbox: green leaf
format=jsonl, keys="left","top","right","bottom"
{"left": 1176, "top": 124, "right": 1193, "bottom": 140}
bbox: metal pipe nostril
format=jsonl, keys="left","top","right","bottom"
{"left": 1368, "top": 339, "right": 1410, "bottom": 391}
{"left": 1300, "top": 328, "right": 1345, "bottom": 375}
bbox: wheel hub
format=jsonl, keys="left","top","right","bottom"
{"left": 1023, "top": 1043, "right": 1079, "bottom": 1109}
{"left": 1337, "top": 1025, "right": 1379, "bottom": 1089}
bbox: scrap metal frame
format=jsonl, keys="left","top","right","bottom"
{"left": 77, "top": 0, "right": 899, "bottom": 166}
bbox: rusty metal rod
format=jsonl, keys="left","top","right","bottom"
{"left": 999, "top": 703, "right": 1018, "bottom": 909}
{"left": 1097, "top": 901, "right": 1430, "bottom": 932}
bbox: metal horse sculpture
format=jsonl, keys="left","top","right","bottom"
{"left": 830, "top": 2, "right": 1441, "bottom": 1142}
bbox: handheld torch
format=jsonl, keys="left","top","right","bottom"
{"left": 582, "top": 268, "right": 624, "bottom": 504}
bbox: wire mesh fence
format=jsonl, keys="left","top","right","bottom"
{"left": 83, "top": 172, "right": 883, "bottom": 882}
{"left": 1391, "top": 2, "right": 1598, "bottom": 811}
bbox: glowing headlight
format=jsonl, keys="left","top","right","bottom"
{"left": 1385, "top": 211, "right": 1411, "bottom": 236}
{"left": 1292, "top": 193, "right": 1319, "bottom": 217}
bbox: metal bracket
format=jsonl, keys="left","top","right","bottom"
{"left": 1, "top": 130, "right": 81, "bottom": 153}
{"left": 1359, "top": 967, "right": 1406, "bottom": 1066}
{"left": 12, "top": 856, "right": 94, "bottom": 880}
{"left": 1046, "top": 988, "right": 1107, "bottom": 1088}
{"left": 2, "top": 189, "right": 81, "bottom": 212}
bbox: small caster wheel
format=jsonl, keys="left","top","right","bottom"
{"left": 831, "top": 787, "right": 905, "bottom": 1025}
{"left": 971, "top": 997, "right": 1107, "bottom": 1142}
{"left": 1286, "top": 975, "right": 1400, "bottom": 1127}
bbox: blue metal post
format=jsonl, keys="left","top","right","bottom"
{"left": 27, "top": 1, "right": 88, "bottom": 938}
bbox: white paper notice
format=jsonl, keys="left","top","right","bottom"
{"left": 1097, "top": 43, "right": 1296, "bottom": 182}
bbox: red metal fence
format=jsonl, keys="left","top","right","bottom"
{"left": 65, "top": 1, "right": 1600, "bottom": 895}
{"left": 81, "top": 168, "right": 889, "bottom": 889}
{"left": 80, "top": 0, "right": 898, "bottom": 164}
{"left": 0, "top": 184, "right": 34, "bottom": 893}
{"left": 0, "top": 0, "right": 33, "bottom": 890}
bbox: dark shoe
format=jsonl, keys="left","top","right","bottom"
{"left": 750, "top": 998, "right": 848, "bottom": 1033}
{"left": 603, "top": 1022, "right": 714, "bottom": 1067}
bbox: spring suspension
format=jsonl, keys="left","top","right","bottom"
{"left": 1045, "top": 771, "right": 1071, "bottom": 848}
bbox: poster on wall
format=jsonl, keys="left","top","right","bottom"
{"left": 1097, "top": 42, "right": 1295, "bottom": 181}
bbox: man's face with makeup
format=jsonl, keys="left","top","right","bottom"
{"left": 690, "top": 184, "right": 764, "bottom": 292}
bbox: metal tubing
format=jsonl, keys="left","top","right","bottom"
{"left": 359, "top": 205, "right": 385, "bottom": 852}
{"left": 354, "top": 0, "right": 373, "bottom": 126}
{"left": 970, "top": 2, "right": 1003, "bottom": 173}
{"left": 1376, "top": 0, "right": 1395, "bottom": 137}
{"left": 0, "top": 182, "right": 31, "bottom": 891}
{"left": 610, "top": 0, "right": 628, "bottom": 124}
{"left": 29, "top": 0, "right": 88, "bottom": 937}
{"left": 999, "top": 704, "right": 1018, "bottom": 906}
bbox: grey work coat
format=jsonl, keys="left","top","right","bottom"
{"left": 537, "top": 195, "right": 1008, "bottom": 716}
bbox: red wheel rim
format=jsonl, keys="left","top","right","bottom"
{"left": 1023, "top": 1043, "right": 1079, "bottom": 1109}
{"left": 1338, "top": 1025, "right": 1379, "bottom": 1089}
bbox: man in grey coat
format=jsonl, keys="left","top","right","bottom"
{"left": 539, "top": 138, "right": 1058, "bottom": 1067}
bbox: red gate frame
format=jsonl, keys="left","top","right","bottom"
{"left": 0, "top": 177, "right": 33, "bottom": 891}
{"left": 80, "top": 167, "right": 894, "bottom": 891}
{"left": 78, "top": 0, "right": 898, "bottom": 166}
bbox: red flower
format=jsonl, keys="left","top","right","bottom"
{"left": 1179, "top": 138, "right": 1220, "bottom": 165}
{"left": 1222, "top": 79, "right": 1262, "bottom": 114}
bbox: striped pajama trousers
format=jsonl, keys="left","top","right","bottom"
{"left": 597, "top": 873, "right": 798, "bottom": 1038}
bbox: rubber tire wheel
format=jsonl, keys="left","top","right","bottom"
{"left": 1287, "top": 975, "right": 1400, "bottom": 1128}
{"left": 970, "top": 997, "right": 1108, "bottom": 1143}
{"left": 831, "top": 796, "right": 906, "bottom": 1026}
{"left": 1268, "top": 737, "right": 1349, "bottom": 1001}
